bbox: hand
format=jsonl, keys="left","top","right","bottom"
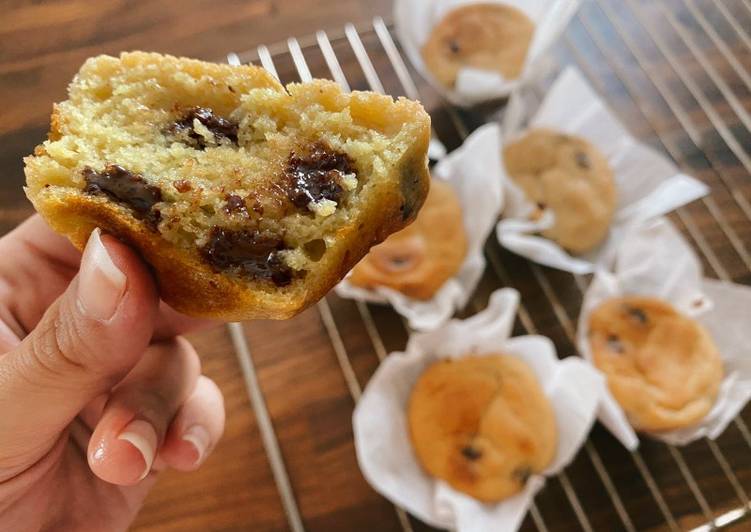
{"left": 0, "top": 215, "right": 226, "bottom": 532}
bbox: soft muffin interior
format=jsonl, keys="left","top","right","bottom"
{"left": 25, "top": 52, "right": 424, "bottom": 293}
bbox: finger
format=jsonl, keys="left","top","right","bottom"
{"left": 0, "top": 215, "right": 81, "bottom": 333}
{"left": 0, "top": 216, "right": 215, "bottom": 341}
{"left": 87, "top": 337, "right": 200, "bottom": 485}
{"left": 153, "top": 301, "right": 217, "bottom": 341}
{"left": 159, "top": 375, "right": 225, "bottom": 471}
{"left": 0, "top": 313, "right": 21, "bottom": 354}
{"left": 0, "top": 228, "right": 159, "bottom": 468}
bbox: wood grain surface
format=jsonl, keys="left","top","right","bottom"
{"left": 2, "top": 0, "right": 751, "bottom": 531}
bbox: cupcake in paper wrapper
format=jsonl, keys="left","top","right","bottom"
{"left": 353, "top": 288, "right": 606, "bottom": 532}
{"left": 335, "top": 124, "right": 503, "bottom": 331}
{"left": 577, "top": 218, "right": 751, "bottom": 448}
{"left": 496, "top": 66, "right": 709, "bottom": 274}
{"left": 394, "top": 0, "right": 581, "bottom": 106}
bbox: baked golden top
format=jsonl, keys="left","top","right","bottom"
{"left": 408, "top": 354, "right": 557, "bottom": 502}
{"left": 588, "top": 296, "right": 723, "bottom": 431}
{"left": 503, "top": 128, "right": 616, "bottom": 253}
{"left": 421, "top": 3, "right": 535, "bottom": 88}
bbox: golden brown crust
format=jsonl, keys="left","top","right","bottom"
{"left": 588, "top": 296, "right": 723, "bottom": 432}
{"left": 408, "top": 355, "right": 557, "bottom": 502}
{"left": 348, "top": 179, "right": 465, "bottom": 300}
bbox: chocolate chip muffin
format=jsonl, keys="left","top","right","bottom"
{"left": 408, "top": 355, "right": 557, "bottom": 502}
{"left": 588, "top": 296, "right": 723, "bottom": 432}
{"left": 503, "top": 128, "right": 617, "bottom": 254}
{"left": 421, "top": 3, "right": 535, "bottom": 88}
{"left": 347, "top": 179, "right": 467, "bottom": 300}
{"left": 24, "top": 52, "right": 431, "bottom": 320}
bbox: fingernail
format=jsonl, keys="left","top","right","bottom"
{"left": 118, "top": 419, "right": 157, "bottom": 481}
{"left": 182, "top": 425, "right": 210, "bottom": 466}
{"left": 77, "top": 228, "right": 126, "bottom": 321}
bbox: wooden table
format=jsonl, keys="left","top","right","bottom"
{"left": 2, "top": 1, "right": 751, "bottom": 530}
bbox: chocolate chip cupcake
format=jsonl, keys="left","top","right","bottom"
{"left": 408, "top": 354, "right": 557, "bottom": 502}
{"left": 347, "top": 178, "right": 467, "bottom": 300}
{"left": 588, "top": 296, "right": 723, "bottom": 432}
{"left": 421, "top": 3, "right": 535, "bottom": 88}
{"left": 24, "top": 52, "right": 431, "bottom": 320}
{"left": 503, "top": 128, "right": 617, "bottom": 254}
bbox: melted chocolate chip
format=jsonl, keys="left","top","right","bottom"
{"left": 536, "top": 202, "right": 547, "bottom": 211}
{"left": 512, "top": 466, "right": 533, "bottom": 485}
{"left": 224, "top": 194, "right": 247, "bottom": 215}
{"left": 607, "top": 334, "right": 624, "bottom": 353}
{"left": 448, "top": 40, "right": 461, "bottom": 54}
{"left": 83, "top": 165, "right": 162, "bottom": 228}
{"left": 173, "top": 179, "right": 192, "bottom": 193}
{"left": 626, "top": 306, "right": 648, "bottom": 325}
{"left": 169, "top": 106, "right": 238, "bottom": 149}
{"left": 575, "top": 151, "right": 591, "bottom": 169}
{"left": 200, "top": 227, "right": 292, "bottom": 286}
{"left": 284, "top": 143, "right": 355, "bottom": 209}
{"left": 461, "top": 445, "right": 482, "bottom": 461}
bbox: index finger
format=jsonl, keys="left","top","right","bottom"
{"left": 2, "top": 215, "right": 220, "bottom": 340}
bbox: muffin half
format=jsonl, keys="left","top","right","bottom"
{"left": 25, "top": 52, "right": 431, "bottom": 319}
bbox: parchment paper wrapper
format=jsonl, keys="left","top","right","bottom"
{"left": 335, "top": 124, "right": 503, "bottom": 331}
{"left": 577, "top": 218, "right": 751, "bottom": 447}
{"left": 353, "top": 288, "right": 605, "bottom": 531}
{"left": 496, "top": 66, "right": 709, "bottom": 274}
{"left": 394, "top": 0, "right": 581, "bottom": 106}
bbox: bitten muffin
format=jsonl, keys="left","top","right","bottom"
{"left": 24, "top": 52, "right": 431, "bottom": 320}
{"left": 347, "top": 179, "right": 467, "bottom": 300}
{"left": 503, "top": 128, "right": 617, "bottom": 253}
{"left": 408, "top": 355, "right": 557, "bottom": 502}
{"left": 588, "top": 296, "right": 723, "bottom": 432}
{"left": 421, "top": 3, "right": 535, "bottom": 88}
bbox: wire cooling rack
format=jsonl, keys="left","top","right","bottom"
{"left": 222, "top": 1, "right": 751, "bottom": 530}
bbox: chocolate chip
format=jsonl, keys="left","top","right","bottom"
{"left": 461, "top": 445, "right": 482, "bottom": 461}
{"left": 169, "top": 106, "right": 239, "bottom": 149}
{"left": 173, "top": 179, "right": 192, "bottom": 193}
{"left": 448, "top": 40, "right": 461, "bottom": 54}
{"left": 390, "top": 255, "right": 412, "bottom": 267}
{"left": 536, "top": 202, "right": 547, "bottom": 211}
{"left": 575, "top": 151, "right": 591, "bottom": 169}
{"left": 399, "top": 163, "right": 423, "bottom": 222}
{"left": 284, "top": 143, "right": 355, "bottom": 209}
{"left": 224, "top": 194, "right": 247, "bottom": 215}
{"left": 512, "top": 466, "right": 533, "bottom": 484}
{"left": 607, "top": 334, "right": 624, "bottom": 353}
{"left": 626, "top": 306, "right": 648, "bottom": 325}
{"left": 200, "top": 227, "right": 293, "bottom": 286}
{"left": 83, "top": 164, "right": 162, "bottom": 228}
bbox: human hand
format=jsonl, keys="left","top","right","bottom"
{"left": 0, "top": 215, "right": 226, "bottom": 531}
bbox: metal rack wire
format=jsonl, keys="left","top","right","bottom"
{"left": 225, "top": 1, "right": 751, "bottom": 530}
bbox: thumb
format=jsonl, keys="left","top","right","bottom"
{"left": 0, "top": 228, "right": 159, "bottom": 470}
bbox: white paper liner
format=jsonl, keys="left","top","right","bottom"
{"left": 576, "top": 218, "right": 751, "bottom": 447}
{"left": 394, "top": 0, "right": 581, "bottom": 106}
{"left": 496, "top": 66, "right": 709, "bottom": 274}
{"left": 335, "top": 124, "right": 504, "bottom": 331}
{"left": 353, "top": 288, "right": 606, "bottom": 531}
